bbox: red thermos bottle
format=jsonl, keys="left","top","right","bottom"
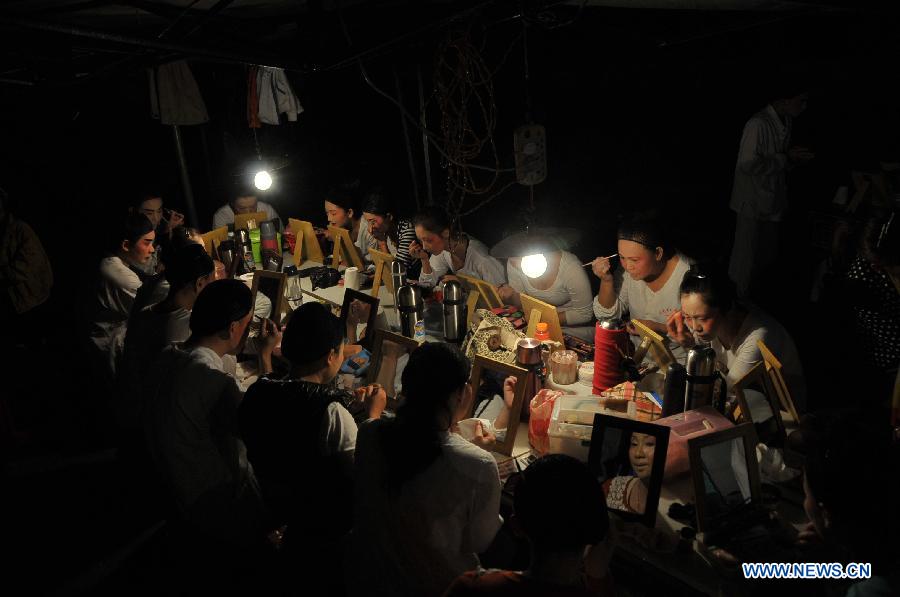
{"left": 593, "top": 318, "right": 630, "bottom": 394}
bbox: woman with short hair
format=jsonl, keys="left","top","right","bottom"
{"left": 591, "top": 211, "right": 692, "bottom": 361}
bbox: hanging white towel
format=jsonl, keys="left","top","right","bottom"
{"left": 148, "top": 60, "right": 209, "bottom": 125}
{"left": 255, "top": 66, "right": 303, "bottom": 125}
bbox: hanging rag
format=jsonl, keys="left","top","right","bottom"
{"left": 148, "top": 60, "right": 209, "bottom": 125}
{"left": 255, "top": 67, "right": 303, "bottom": 125}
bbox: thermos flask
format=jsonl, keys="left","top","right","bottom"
{"left": 685, "top": 343, "right": 724, "bottom": 411}
{"left": 442, "top": 280, "right": 465, "bottom": 342}
{"left": 391, "top": 261, "right": 406, "bottom": 306}
{"left": 397, "top": 284, "right": 424, "bottom": 339}
{"left": 662, "top": 362, "right": 687, "bottom": 417}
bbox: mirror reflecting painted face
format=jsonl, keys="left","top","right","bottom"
{"left": 596, "top": 427, "right": 658, "bottom": 515}
{"left": 629, "top": 432, "right": 656, "bottom": 480}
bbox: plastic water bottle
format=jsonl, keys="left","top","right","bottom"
{"left": 414, "top": 319, "right": 426, "bottom": 343}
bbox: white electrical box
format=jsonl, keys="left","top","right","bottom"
{"left": 514, "top": 124, "right": 547, "bottom": 186}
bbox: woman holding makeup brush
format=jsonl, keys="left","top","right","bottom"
{"left": 591, "top": 212, "right": 692, "bottom": 362}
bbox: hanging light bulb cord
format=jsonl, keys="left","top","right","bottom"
{"left": 252, "top": 128, "right": 263, "bottom": 162}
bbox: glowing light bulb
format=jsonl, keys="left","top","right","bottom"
{"left": 254, "top": 170, "right": 273, "bottom": 191}
{"left": 521, "top": 253, "right": 548, "bottom": 278}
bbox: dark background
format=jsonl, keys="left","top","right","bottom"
{"left": 2, "top": 2, "right": 899, "bottom": 594}
{"left": 3, "top": 4, "right": 899, "bottom": 270}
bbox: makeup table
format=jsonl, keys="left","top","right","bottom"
{"left": 288, "top": 259, "right": 400, "bottom": 329}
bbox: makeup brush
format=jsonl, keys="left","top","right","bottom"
{"left": 583, "top": 253, "right": 618, "bottom": 267}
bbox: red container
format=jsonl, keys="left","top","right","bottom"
{"left": 592, "top": 322, "right": 630, "bottom": 394}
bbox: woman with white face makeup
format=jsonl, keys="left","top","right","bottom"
{"left": 665, "top": 265, "right": 805, "bottom": 411}
{"left": 601, "top": 431, "right": 656, "bottom": 514}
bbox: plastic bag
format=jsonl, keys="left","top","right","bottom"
{"left": 528, "top": 389, "right": 565, "bottom": 455}
{"left": 298, "top": 265, "right": 341, "bottom": 290}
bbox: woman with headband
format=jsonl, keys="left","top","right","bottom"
{"left": 590, "top": 212, "right": 692, "bottom": 362}
{"left": 666, "top": 264, "right": 805, "bottom": 412}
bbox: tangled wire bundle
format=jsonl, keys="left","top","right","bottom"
{"left": 431, "top": 29, "right": 517, "bottom": 222}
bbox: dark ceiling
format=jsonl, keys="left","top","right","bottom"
{"left": 1, "top": 0, "right": 878, "bottom": 88}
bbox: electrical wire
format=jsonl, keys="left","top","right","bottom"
{"left": 334, "top": 3, "right": 516, "bottom": 180}
{"left": 331, "top": 0, "right": 588, "bottom": 223}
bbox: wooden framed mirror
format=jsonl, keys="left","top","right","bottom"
{"left": 288, "top": 217, "right": 325, "bottom": 267}
{"left": 629, "top": 319, "right": 676, "bottom": 371}
{"left": 457, "top": 272, "right": 504, "bottom": 310}
{"left": 368, "top": 247, "right": 396, "bottom": 300}
{"left": 521, "top": 293, "right": 564, "bottom": 344}
{"left": 757, "top": 340, "right": 801, "bottom": 424}
{"left": 340, "top": 288, "right": 380, "bottom": 350}
{"left": 687, "top": 423, "right": 762, "bottom": 538}
{"left": 250, "top": 270, "right": 287, "bottom": 327}
{"left": 466, "top": 355, "right": 528, "bottom": 456}
{"left": 234, "top": 211, "right": 269, "bottom": 231}
{"left": 200, "top": 226, "right": 228, "bottom": 258}
{"left": 365, "top": 329, "right": 421, "bottom": 411}
{"left": 731, "top": 361, "right": 787, "bottom": 449}
{"left": 327, "top": 225, "right": 365, "bottom": 271}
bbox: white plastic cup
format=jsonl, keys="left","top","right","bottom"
{"left": 344, "top": 266, "right": 360, "bottom": 290}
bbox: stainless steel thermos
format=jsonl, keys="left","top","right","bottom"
{"left": 662, "top": 362, "right": 687, "bottom": 417}
{"left": 685, "top": 343, "right": 719, "bottom": 410}
{"left": 442, "top": 280, "right": 465, "bottom": 342}
{"left": 391, "top": 261, "right": 406, "bottom": 306}
{"left": 397, "top": 283, "right": 424, "bottom": 339}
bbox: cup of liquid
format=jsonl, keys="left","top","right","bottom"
{"left": 550, "top": 349, "right": 579, "bottom": 385}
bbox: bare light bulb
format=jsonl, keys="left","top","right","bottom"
{"left": 254, "top": 170, "right": 273, "bottom": 191}
{"left": 521, "top": 253, "right": 548, "bottom": 278}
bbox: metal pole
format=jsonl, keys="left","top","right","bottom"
{"left": 394, "top": 68, "right": 420, "bottom": 209}
{"left": 417, "top": 64, "right": 433, "bottom": 206}
{"left": 172, "top": 125, "right": 199, "bottom": 227}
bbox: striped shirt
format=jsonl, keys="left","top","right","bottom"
{"left": 387, "top": 219, "right": 417, "bottom": 268}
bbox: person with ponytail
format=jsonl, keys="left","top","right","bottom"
{"left": 347, "top": 343, "right": 515, "bottom": 597}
